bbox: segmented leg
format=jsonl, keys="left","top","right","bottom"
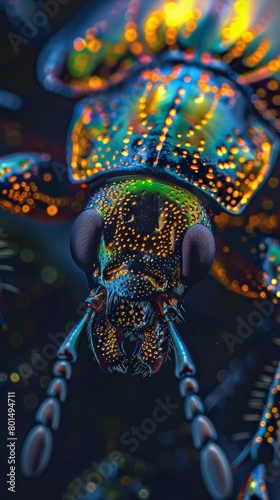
{"left": 233, "top": 363, "right": 280, "bottom": 472}
{"left": 20, "top": 289, "right": 105, "bottom": 477}
{"left": 158, "top": 295, "right": 233, "bottom": 500}
{"left": 238, "top": 464, "right": 269, "bottom": 500}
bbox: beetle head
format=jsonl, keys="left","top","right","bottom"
{"left": 70, "top": 180, "right": 215, "bottom": 375}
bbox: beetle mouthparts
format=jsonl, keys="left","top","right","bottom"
{"left": 106, "top": 291, "right": 155, "bottom": 331}
{"left": 87, "top": 297, "right": 171, "bottom": 376}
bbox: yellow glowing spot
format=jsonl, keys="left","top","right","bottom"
{"left": 125, "top": 28, "right": 137, "bottom": 42}
{"left": 89, "top": 76, "right": 103, "bottom": 90}
{"left": 47, "top": 205, "right": 58, "bottom": 216}
{"left": 222, "top": 1, "right": 251, "bottom": 45}
{"left": 10, "top": 372, "right": 20, "bottom": 383}
{"left": 164, "top": 0, "right": 195, "bottom": 28}
{"left": 88, "top": 39, "right": 102, "bottom": 53}
{"left": 194, "top": 94, "right": 204, "bottom": 103}
{"left": 262, "top": 141, "right": 271, "bottom": 151}
{"left": 242, "top": 30, "right": 254, "bottom": 43}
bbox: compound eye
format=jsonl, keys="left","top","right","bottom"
{"left": 70, "top": 209, "right": 103, "bottom": 272}
{"left": 181, "top": 224, "right": 215, "bottom": 286}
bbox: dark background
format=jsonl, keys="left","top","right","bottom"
{"left": 0, "top": 1, "right": 280, "bottom": 499}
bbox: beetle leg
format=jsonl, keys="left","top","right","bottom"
{"left": 237, "top": 464, "right": 269, "bottom": 500}
{"left": 0, "top": 153, "right": 90, "bottom": 221}
{"left": 233, "top": 362, "right": 280, "bottom": 475}
{"left": 36, "top": 0, "right": 135, "bottom": 98}
{"left": 20, "top": 288, "right": 105, "bottom": 478}
{"left": 57, "top": 291, "right": 106, "bottom": 362}
{"left": 158, "top": 295, "right": 233, "bottom": 500}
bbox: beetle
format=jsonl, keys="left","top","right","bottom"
{"left": 1, "top": 1, "right": 280, "bottom": 498}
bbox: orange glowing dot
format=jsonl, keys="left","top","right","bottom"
{"left": 114, "top": 42, "right": 126, "bottom": 55}
{"left": 43, "top": 173, "right": 52, "bottom": 182}
{"left": 131, "top": 42, "right": 142, "bottom": 54}
{"left": 88, "top": 39, "right": 102, "bottom": 53}
{"left": 125, "top": 28, "right": 137, "bottom": 42}
{"left": 74, "top": 37, "right": 86, "bottom": 51}
{"left": 47, "top": 205, "right": 58, "bottom": 216}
